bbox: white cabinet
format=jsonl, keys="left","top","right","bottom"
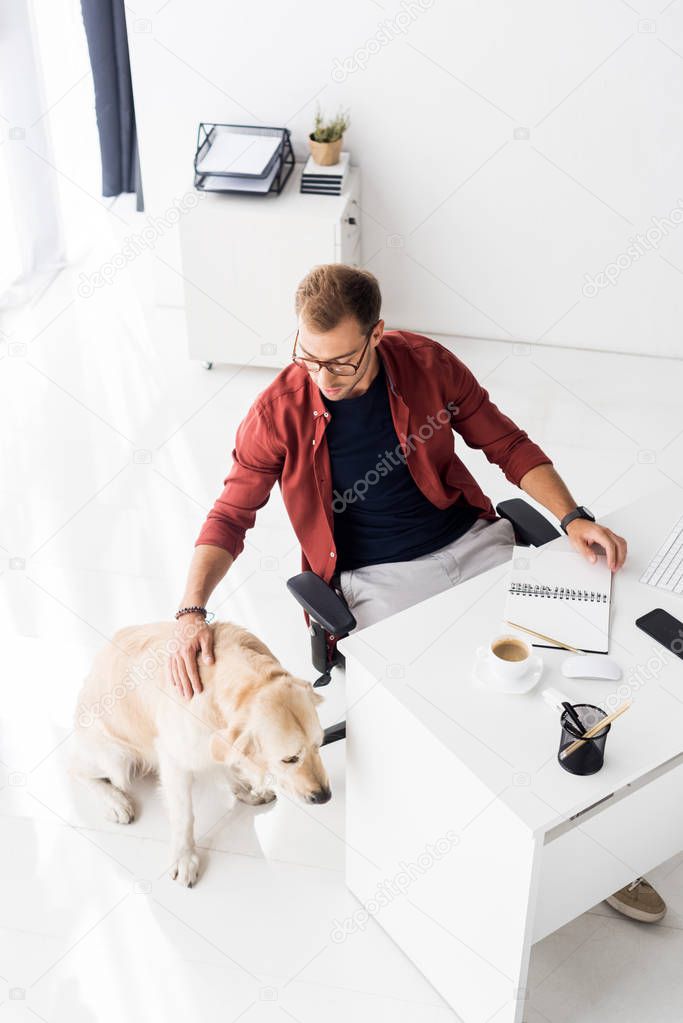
{"left": 179, "top": 165, "right": 361, "bottom": 369}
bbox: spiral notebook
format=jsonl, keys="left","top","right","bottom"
{"left": 503, "top": 543, "right": 612, "bottom": 653}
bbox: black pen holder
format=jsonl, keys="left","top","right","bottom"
{"left": 558, "top": 703, "right": 611, "bottom": 776}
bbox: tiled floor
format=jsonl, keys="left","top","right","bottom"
{"left": 2, "top": 202, "right": 683, "bottom": 1022}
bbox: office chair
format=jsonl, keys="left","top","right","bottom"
{"left": 287, "top": 499, "right": 560, "bottom": 747}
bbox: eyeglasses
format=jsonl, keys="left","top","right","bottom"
{"left": 292, "top": 324, "right": 377, "bottom": 377}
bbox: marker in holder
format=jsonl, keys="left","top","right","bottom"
{"left": 558, "top": 703, "right": 611, "bottom": 775}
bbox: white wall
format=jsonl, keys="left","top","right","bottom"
{"left": 127, "top": 0, "right": 683, "bottom": 358}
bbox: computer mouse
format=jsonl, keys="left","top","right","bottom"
{"left": 561, "top": 654, "right": 622, "bottom": 681}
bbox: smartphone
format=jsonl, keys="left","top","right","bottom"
{"left": 635, "top": 608, "right": 683, "bottom": 660}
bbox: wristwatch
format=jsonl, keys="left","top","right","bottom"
{"left": 560, "top": 506, "right": 595, "bottom": 534}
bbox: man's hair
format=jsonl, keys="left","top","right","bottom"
{"left": 294, "top": 264, "right": 382, "bottom": 336}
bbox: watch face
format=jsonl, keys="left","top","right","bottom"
{"left": 581, "top": 506, "right": 595, "bottom": 520}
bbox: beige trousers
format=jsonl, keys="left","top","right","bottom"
{"left": 337, "top": 516, "right": 516, "bottom": 632}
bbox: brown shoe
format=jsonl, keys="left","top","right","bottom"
{"left": 605, "top": 878, "right": 666, "bottom": 923}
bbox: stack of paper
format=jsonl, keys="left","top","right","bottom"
{"left": 196, "top": 131, "right": 282, "bottom": 180}
{"left": 196, "top": 132, "right": 281, "bottom": 178}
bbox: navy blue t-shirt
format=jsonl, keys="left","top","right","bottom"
{"left": 322, "top": 363, "right": 478, "bottom": 571}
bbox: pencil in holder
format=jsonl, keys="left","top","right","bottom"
{"left": 558, "top": 703, "right": 611, "bottom": 776}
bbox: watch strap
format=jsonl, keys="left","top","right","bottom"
{"left": 560, "top": 507, "right": 595, "bottom": 534}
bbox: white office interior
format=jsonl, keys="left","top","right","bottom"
{"left": 3, "top": 2, "right": 683, "bottom": 1021}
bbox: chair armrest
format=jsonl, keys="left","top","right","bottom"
{"left": 495, "top": 498, "right": 560, "bottom": 547}
{"left": 286, "top": 572, "right": 357, "bottom": 636}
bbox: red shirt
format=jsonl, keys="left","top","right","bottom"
{"left": 195, "top": 330, "right": 553, "bottom": 583}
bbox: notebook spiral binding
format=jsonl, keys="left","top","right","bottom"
{"left": 508, "top": 582, "right": 608, "bottom": 604}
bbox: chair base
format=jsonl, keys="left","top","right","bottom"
{"left": 322, "top": 720, "right": 346, "bottom": 745}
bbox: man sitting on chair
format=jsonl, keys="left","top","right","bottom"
{"left": 170, "top": 263, "right": 663, "bottom": 925}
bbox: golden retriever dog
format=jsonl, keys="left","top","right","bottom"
{"left": 72, "top": 621, "right": 330, "bottom": 886}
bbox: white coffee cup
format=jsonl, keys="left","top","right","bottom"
{"left": 488, "top": 634, "right": 532, "bottom": 683}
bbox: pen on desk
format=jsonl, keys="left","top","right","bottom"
{"left": 504, "top": 620, "right": 584, "bottom": 654}
{"left": 559, "top": 700, "right": 632, "bottom": 761}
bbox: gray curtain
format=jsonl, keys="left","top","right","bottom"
{"left": 80, "top": 0, "right": 144, "bottom": 211}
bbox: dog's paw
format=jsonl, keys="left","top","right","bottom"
{"left": 104, "top": 788, "right": 135, "bottom": 824}
{"left": 170, "top": 849, "right": 200, "bottom": 887}
{"left": 234, "top": 786, "right": 277, "bottom": 806}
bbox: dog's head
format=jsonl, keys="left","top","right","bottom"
{"left": 210, "top": 676, "right": 331, "bottom": 805}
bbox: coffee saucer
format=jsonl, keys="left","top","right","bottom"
{"left": 472, "top": 646, "right": 543, "bottom": 695}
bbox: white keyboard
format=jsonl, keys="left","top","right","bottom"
{"left": 640, "top": 514, "right": 683, "bottom": 593}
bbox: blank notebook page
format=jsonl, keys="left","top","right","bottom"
{"left": 503, "top": 543, "right": 612, "bottom": 653}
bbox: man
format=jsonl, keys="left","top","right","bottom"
{"left": 170, "top": 263, "right": 664, "bottom": 924}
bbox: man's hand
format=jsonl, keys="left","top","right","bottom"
{"left": 565, "top": 519, "right": 627, "bottom": 572}
{"left": 169, "top": 613, "right": 214, "bottom": 701}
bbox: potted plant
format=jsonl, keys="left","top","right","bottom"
{"left": 308, "top": 106, "right": 350, "bottom": 166}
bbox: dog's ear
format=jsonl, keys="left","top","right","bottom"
{"left": 210, "top": 726, "right": 255, "bottom": 766}
{"left": 290, "top": 678, "right": 324, "bottom": 706}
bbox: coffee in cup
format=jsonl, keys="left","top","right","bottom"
{"left": 489, "top": 634, "right": 532, "bottom": 682}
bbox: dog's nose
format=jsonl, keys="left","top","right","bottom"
{"left": 308, "top": 786, "right": 332, "bottom": 804}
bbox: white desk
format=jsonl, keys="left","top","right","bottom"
{"left": 340, "top": 484, "right": 683, "bottom": 1023}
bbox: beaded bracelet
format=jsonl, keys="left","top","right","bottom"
{"left": 175, "top": 605, "right": 214, "bottom": 622}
